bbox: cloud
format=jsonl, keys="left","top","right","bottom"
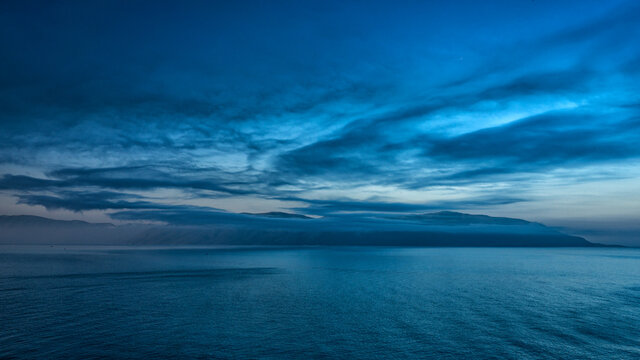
{"left": 15, "top": 191, "right": 176, "bottom": 212}
{"left": 425, "top": 110, "right": 640, "bottom": 167}
{"left": 1, "top": 1, "right": 639, "bottom": 244}
{"left": 0, "top": 168, "right": 256, "bottom": 196}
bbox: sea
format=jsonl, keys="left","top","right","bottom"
{"left": 1, "top": 245, "right": 639, "bottom": 359}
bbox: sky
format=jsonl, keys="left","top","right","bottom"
{"left": 1, "top": 0, "right": 639, "bottom": 245}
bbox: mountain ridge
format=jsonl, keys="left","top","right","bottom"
{"left": 0, "top": 215, "right": 115, "bottom": 227}
{"left": 0, "top": 212, "right": 603, "bottom": 247}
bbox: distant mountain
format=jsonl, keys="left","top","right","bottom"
{"left": 396, "top": 211, "right": 531, "bottom": 226}
{"left": 0, "top": 212, "right": 601, "bottom": 247}
{"left": 0, "top": 215, "right": 118, "bottom": 245}
{"left": 0, "top": 215, "right": 114, "bottom": 227}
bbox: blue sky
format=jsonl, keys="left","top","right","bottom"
{"left": 1, "top": 0, "right": 639, "bottom": 244}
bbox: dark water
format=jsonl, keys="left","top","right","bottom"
{"left": 1, "top": 246, "right": 639, "bottom": 359}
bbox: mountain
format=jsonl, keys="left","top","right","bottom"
{"left": 0, "top": 215, "right": 119, "bottom": 245}
{"left": 0, "top": 212, "right": 599, "bottom": 247}
{"left": 0, "top": 215, "right": 114, "bottom": 227}
{"left": 396, "top": 211, "right": 531, "bottom": 225}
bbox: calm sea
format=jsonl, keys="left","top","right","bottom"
{"left": 1, "top": 246, "right": 639, "bottom": 359}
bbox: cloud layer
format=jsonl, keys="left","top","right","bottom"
{"left": 1, "top": 0, "right": 639, "bottom": 244}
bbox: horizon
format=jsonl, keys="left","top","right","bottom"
{"left": 1, "top": 1, "right": 640, "bottom": 246}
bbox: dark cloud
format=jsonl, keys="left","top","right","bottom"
{"left": 276, "top": 108, "right": 640, "bottom": 189}
{"left": 425, "top": 111, "right": 640, "bottom": 166}
{"left": 0, "top": 175, "right": 59, "bottom": 190}
{"left": 0, "top": 168, "right": 256, "bottom": 195}
{"left": 15, "top": 191, "right": 159, "bottom": 212}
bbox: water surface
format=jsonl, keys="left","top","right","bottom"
{"left": 1, "top": 246, "right": 639, "bottom": 359}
